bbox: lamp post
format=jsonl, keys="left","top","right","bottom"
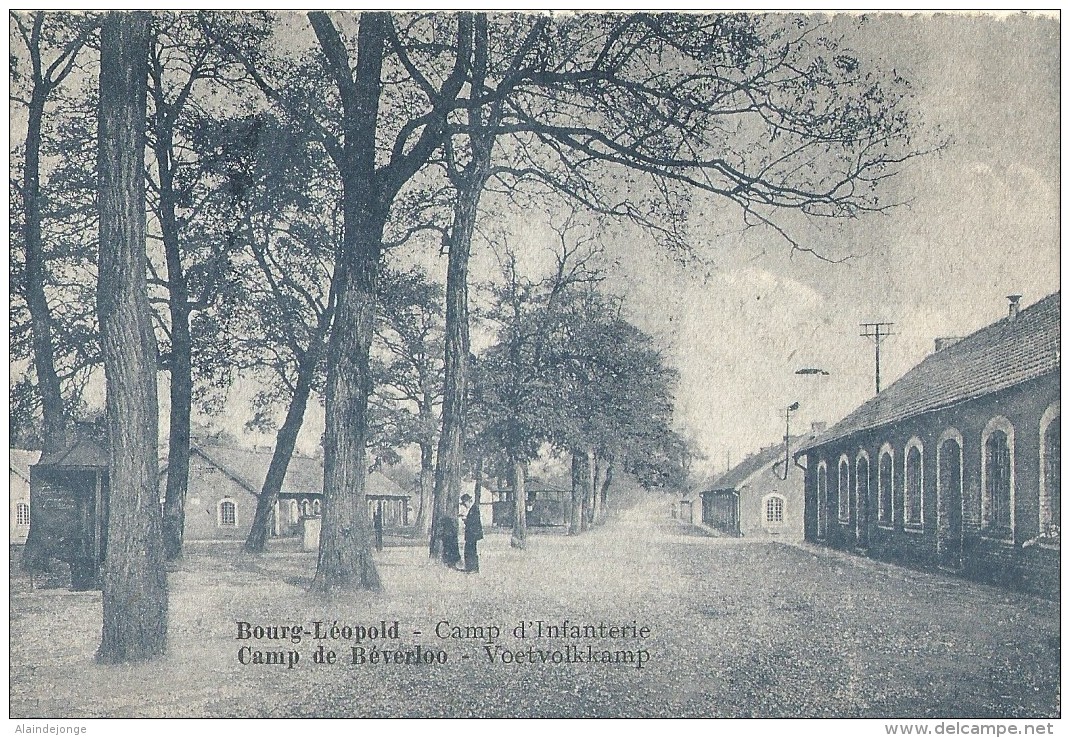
{"left": 783, "top": 401, "right": 799, "bottom": 480}
{"left": 787, "top": 368, "right": 831, "bottom": 479}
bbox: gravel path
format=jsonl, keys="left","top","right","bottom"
{"left": 9, "top": 493, "right": 1060, "bottom": 718}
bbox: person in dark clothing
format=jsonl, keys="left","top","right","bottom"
{"left": 461, "top": 493, "right": 483, "bottom": 573}
{"left": 441, "top": 515, "right": 462, "bottom": 568}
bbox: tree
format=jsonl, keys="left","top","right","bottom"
{"left": 95, "top": 11, "right": 167, "bottom": 663}
{"left": 10, "top": 11, "right": 97, "bottom": 454}
{"left": 146, "top": 11, "right": 273, "bottom": 560}
{"left": 471, "top": 228, "right": 601, "bottom": 547}
{"left": 301, "top": 12, "right": 469, "bottom": 591}
{"left": 431, "top": 10, "right": 927, "bottom": 555}
{"left": 428, "top": 12, "right": 548, "bottom": 562}
{"left": 374, "top": 268, "right": 446, "bottom": 536}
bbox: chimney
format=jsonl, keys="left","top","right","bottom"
{"left": 934, "top": 336, "right": 963, "bottom": 352}
{"left": 1007, "top": 294, "right": 1022, "bottom": 322}
{"left": 811, "top": 421, "right": 827, "bottom": 434}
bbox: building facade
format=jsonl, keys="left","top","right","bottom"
{"left": 699, "top": 429, "right": 820, "bottom": 541}
{"left": 10, "top": 450, "right": 39, "bottom": 545}
{"left": 165, "top": 443, "right": 410, "bottom": 541}
{"left": 796, "top": 293, "right": 1060, "bottom": 597}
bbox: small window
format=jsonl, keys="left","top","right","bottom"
{"left": 301, "top": 499, "right": 310, "bottom": 517}
{"left": 985, "top": 429, "right": 1012, "bottom": 535}
{"left": 219, "top": 500, "right": 237, "bottom": 527}
{"left": 1041, "top": 412, "right": 1060, "bottom": 539}
{"left": 878, "top": 450, "right": 894, "bottom": 525}
{"left": 816, "top": 462, "right": 828, "bottom": 538}
{"left": 837, "top": 458, "right": 850, "bottom": 522}
{"left": 904, "top": 442, "right": 923, "bottom": 528}
{"left": 15, "top": 502, "right": 30, "bottom": 527}
{"left": 313, "top": 499, "right": 322, "bottom": 516}
{"left": 765, "top": 495, "right": 784, "bottom": 524}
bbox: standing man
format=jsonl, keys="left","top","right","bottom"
{"left": 460, "top": 493, "right": 483, "bottom": 573}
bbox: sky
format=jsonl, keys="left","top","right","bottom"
{"left": 11, "top": 12, "right": 1060, "bottom": 482}
{"left": 593, "top": 11, "right": 1061, "bottom": 478}
{"left": 224, "top": 12, "right": 1061, "bottom": 474}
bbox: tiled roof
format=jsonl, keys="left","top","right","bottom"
{"left": 702, "top": 433, "right": 816, "bottom": 492}
{"left": 190, "top": 443, "right": 408, "bottom": 498}
{"left": 798, "top": 291, "right": 1060, "bottom": 453}
{"left": 10, "top": 449, "right": 42, "bottom": 483}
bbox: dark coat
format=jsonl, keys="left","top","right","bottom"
{"left": 464, "top": 503, "right": 484, "bottom": 543}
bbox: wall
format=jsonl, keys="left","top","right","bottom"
{"left": 172, "top": 454, "right": 255, "bottom": 541}
{"left": 10, "top": 472, "right": 30, "bottom": 544}
{"left": 801, "top": 373, "right": 1059, "bottom": 597}
{"left": 738, "top": 462, "right": 805, "bottom": 541}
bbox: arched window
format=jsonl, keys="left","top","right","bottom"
{"left": 15, "top": 502, "right": 30, "bottom": 527}
{"left": 301, "top": 498, "right": 311, "bottom": 517}
{"left": 1040, "top": 404, "right": 1060, "bottom": 539}
{"left": 219, "top": 499, "right": 237, "bottom": 527}
{"left": 878, "top": 447, "right": 894, "bottom": 526}
{"left": 764, "top": 494, "right": 785, "bottom": 524}
{"left": 856, "top": 452, "right": 870, "bottom": 537}
{"left": 982, "top": 417, "right": 1014, "bottom": 538}
{"left": 837, "top": 457, "right": 850, "bottom": 523}
{"left": 904, "top": 439, "right": 924, "bottom": 529}
{"left": 816, "top": 461, "right": 828, "bottom": 539}
{"left": 313, "top": 499, "right": 322, "bottom": 516}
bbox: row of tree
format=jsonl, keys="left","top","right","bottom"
{"left": 11, "top": 11, "right": 925, "bottom": 662}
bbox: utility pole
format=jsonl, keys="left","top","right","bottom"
{"left": 860, "top": 322, "right": 895, "bottom": 394}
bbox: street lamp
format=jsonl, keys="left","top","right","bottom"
{"left": 783, "top": 401, "right": 799, "bottom": 480}
{"left": 785, "top": 368, "right": 830, "bottom": 479}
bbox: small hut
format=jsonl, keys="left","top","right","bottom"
{"left": 25, "top": 432, "right": 109, "bottom": 590}
{"left": 487, "top": 476, "right": 569, "bottom": 528}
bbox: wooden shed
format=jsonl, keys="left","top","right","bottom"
{"left": 25, "top": 435, "right": 109, "bottom": 590}
{"left": 488, "top": 476, "right": 569, "bottom": 528}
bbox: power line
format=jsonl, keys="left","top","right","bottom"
{"left": 860, "top": 322, "right": 895, "bottom": 394}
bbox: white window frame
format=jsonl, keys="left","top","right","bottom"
{"left": 877, "top": 443, "right": 895, "bottom": 529}
{"left": 855, "top": 450, "right": 871, "bottom": 540}
{"left": 1039, "top": 402, "right": 1060, "bottom": 538}
{"left": 903, "top": 437, "right": 925, "bottom": 532}
{"left": 15, "top": 502, "right": 30, "bottom": 527}
{"left": 218, "top": 498, "right": 238, "bottom": 528}
{"left": 980, "top": 416, "right": 1015, "bottom": 542}
{"left": 936, "top": 428, "right": 964, "bottom": 552}
{"left": 837, "top": 455, "right": 851, "bottom": 523}
{"left": 763, "top": 493, "right": 786, "bottom": 526}
{"left": 816, "top": 460, "right": 828, "bottom": 540}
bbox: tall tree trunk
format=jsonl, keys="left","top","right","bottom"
{"left": 430, "top": 14, "right": 495, "bottom": 562}
{"left": 510, "top": 458, "right": 526, "bottom": 549}
{"left": 599, "top": 452, "right": 614, "bottom": 524}
{"left": 429, "top": 188, "right": 475, "bottom": 561}
{"left": 244, "top": 355, "right": 317, "bottom": 553}
{"left": 157, "top": 145, "right": 193, "bottom": 562}
{"left": 569, "top": 450, "right": 585, "bottom": 535}
{"left": 20, "top": 85, "right": 65, "bottom": 574}
{"left": 22, "top": 85, "right": 67, "bottom": 455}
{"left": 309, "top": 12, "right": 388, "bottom": 592}
{"left": 583, "top": 446, "right": 595, "bottom": 530}
{"left": 95, "top": 11, "right": 168, "bottom": 663}
{"left": 591, "top": 452, "right": 603, "bottom": 525}
{"left": 414, "top": 440, "right": 433, "bottom": 536}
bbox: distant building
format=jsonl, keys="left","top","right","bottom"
{"left": 485, "top": 475, "right": 570, "bottom": 528}
{"left": 699, "top": 428, "right": 822, "bottom": 541}
{"left": 10, "top": 450, "right": 40, "bottom": 545}
{"left": 795, "top": 292, "right": 1060, "bottom": 597}
{"left": 163, "top": 442, "right": 411, "bottom": 541}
